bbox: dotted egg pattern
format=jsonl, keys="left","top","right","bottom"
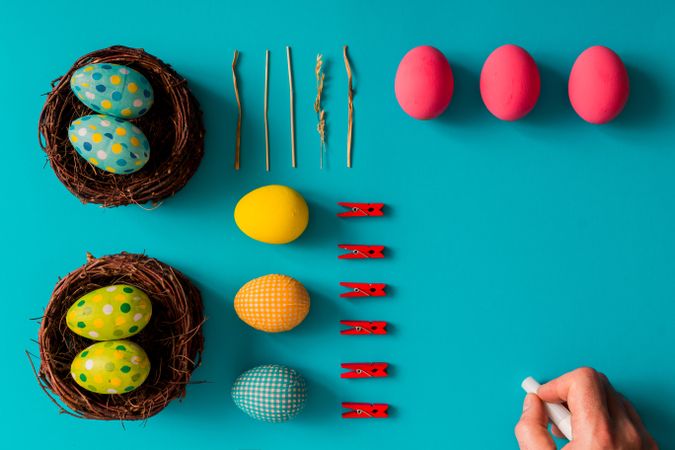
{"left": 66, "top": 285, "right": 152, "bottom": 340}
{"left": 71, "top": 341, "right": 151, "bottom": 394}
{"left": 68, "top": 115, "right": 150, "bottom": 174}
{"left": 70, "top": 63, "right": 154, "bottom": 119}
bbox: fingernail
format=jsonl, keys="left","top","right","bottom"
{"left": 523, "top": 394, "right": 533, "bottom": 412}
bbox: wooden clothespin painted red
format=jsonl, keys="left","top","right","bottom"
{"left": 338, "top": 202, "right": 385, "bottom": 218}
{"left": 338, "top": 244, "right": 385, "bottom": 259}
{"left": 340, "top": 320, "right": 388, "bottom": 335}
{"left": 342, "top": 402, "right": 389, "bottom": 419}
{"left": 341, "top": 362, "right": 389, "bottom": 379}
{"left": 340, "top": 282, "right": 387, "bottom": 298}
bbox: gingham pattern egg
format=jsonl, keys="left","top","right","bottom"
{"left": 231, "top": 364, "right": 308, "bottom": 422}
{"left": 66, "top": 284, "right": 152, "bottom": 341}
{"left": 70, "top": 63, "right": 154, "bottom": 118}
{"left": 234, "top": 274, "right": 310, "bottom": 332}
{"left": 71, "top": 340, "right": 151, "bottom": 395}
{"left": 68, "top": 114, "right": 150, "bottom": 174}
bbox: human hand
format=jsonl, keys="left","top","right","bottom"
{"left": 515, "top": 368, "right": 658, "bottom": 449}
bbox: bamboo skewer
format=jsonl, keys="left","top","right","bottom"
{"left": 264, "top": 50, "right": 270, "bottom": 171}
{"left": 232, "top": 50, "right": 242, "bottom": 170}
{"left": 344, "top": 46, "right": 354, "bottom": 168}
{"left": 286, "top": 47, "right": 296, "bottom": 168}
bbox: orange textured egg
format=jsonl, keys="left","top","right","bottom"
{"left": 234, "top": 274, "right": 310, "bottom": 333}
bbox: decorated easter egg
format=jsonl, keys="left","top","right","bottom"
{"left": 66, "top": 285, "right": 152, "bottom": 340}
{"left": 232, "top": 364, "right": 307, "bottom": 422}
{"left": 234, "top": 185, "right": 309, "bottom": 244}
{"left": 68, "top": 114, "right": 150, "bottom": 174}
{"left": 569, "top": 46, "right": 629, "bottom": 124}
{"left": 234, "top": 274, "right": 310, "bottom": 332}
{"left": 394, "top": 45, "right": 454, "bottom": 120}
{"left": 71, "top": 340, "right": 151, "bottom": 395}
{"left": 70, "top": 63, "right": 154, "bottom": 118}
{"left": 480, "top": 44, "right": 540, "bottom": 121}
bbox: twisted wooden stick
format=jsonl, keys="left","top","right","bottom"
{"left": 344, "top": 46, "right": 354, "bottom": 168}
{"left": 232, "top": 50, "right": 242, "bottom": 170}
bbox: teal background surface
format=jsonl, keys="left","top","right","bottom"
{"left": 2, "top": 0, "right": 675, "bottom": 448}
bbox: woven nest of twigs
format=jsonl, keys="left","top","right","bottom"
{"left": 38, "top": 45, "right": 204, "bottom": 207}
{"left": 35, "top": 252, "right": 204, "bottom": 420}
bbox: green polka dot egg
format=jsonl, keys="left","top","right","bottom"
{"left": 66, "top": 285, "right": 152, "bottom": 340}
{"left": 71, "top": 340, "right": 150, "bottom": 395}
{"left": 232, "top": 364, "right": 308, "bottom": 422}
{"left": 70, "top": 63, "right": 154, "bottom": 119}
{"left": 68, "top": 114, "right": 150, "bottom": 174}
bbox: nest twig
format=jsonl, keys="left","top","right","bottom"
{"left": 38, "top": 46, "right": 205, "bottom": 207}
{"left": 36, "top": 252, "right": 204, "bottom": 420}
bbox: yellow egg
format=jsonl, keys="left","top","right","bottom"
{"left": 234, "top": 274, "right": 310, "bottom": 332}
{"left": 66, "top": 285, "right": 152, "bottom": 340}
{"left": 234, "top": 185, "right": 309, "bottom": 244}
{"left": 70, "top": 340, "right": 150, "bottom": 395}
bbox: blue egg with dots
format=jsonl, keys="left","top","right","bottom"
{"left": 70, "top": 63, "right": 154, "bottom": 119}
{"left": 67, "top": 114, "right": 151, "bottom": 175}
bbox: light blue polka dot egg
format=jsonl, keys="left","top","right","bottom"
{"left": 70, "top": 63, "right": 154, "bottom": 119}
{"left": 68, "top": 114, "right": 150, "bottom": 174}
{"left": 232, "top": 364, "right": 308, "bottom": 422}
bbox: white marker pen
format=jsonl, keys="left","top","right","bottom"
{"left": 522, "top": 376, "right": 573, "bottom": 441}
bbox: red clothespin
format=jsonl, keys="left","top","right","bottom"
{"left": 341, "top": 363, "right": 389, "bottom": 379}
{"left": 342, "top": 402, "right": 389, "bottom": 419}
{"left": 338, "top": 202, "right": 385, "bottom": 218}
{"left": 340, "top": 320, "right": 388, "bottom": 335}
{"left": 338, "top": 244, "right": 385, "bottom": 259}
{"left": 340, "top": 282, "right": 387, "bottom": 298}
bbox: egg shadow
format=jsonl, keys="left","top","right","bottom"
{"left": 158, "top": 75, "right": 256, "bottom": 213}
{"left": 172, "top": 281, "right": 262, "bottom": 422}
{"left": 524, "top": 61, "right": 574, "bottom": 126}
{"left": 434, "top": 62, "right": 484, "bottom": 128}
{"left": 298, "top": 371, "right": 340, "bottom": 424}
{"left": 297, "top": 195, "right": 348, "bottom": 248}
{"left": 611, "top": 64, "right": 664, "bottom": 130}
{"left": 292, "top": 290, "right": 345, "bottom": 337}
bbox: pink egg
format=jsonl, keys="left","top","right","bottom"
{"left": 480, "top": 44, "right": 540, "bottom": 121}
{"left": 568, "top": 46, "right": 629, "bottom": 124}
{"left": 395, "top": 46, "right": 454, "bottom": 120}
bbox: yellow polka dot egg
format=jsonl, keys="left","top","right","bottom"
{"left": 70, "top": 63, "right": 154, "bottom": 119}
{"left": 71, "top": 340, "right": 150, "bottom": 395}
{"left": 66, "top": 285, "right": 152, "bottom": 340}
{"left": 68, "top": 114, "right": 150, "bottom": 174}
{"left": 234, "top": 274, "right": 310, "bottom": 333}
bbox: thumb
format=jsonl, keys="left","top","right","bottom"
{"left": 515, "top": 394, "right": 556, "bottom": 450}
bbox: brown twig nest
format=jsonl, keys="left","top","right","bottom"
{"left": 38, "top": 45, "right": 204, "bottom": 207}
{"left": 35, "top": 252, "right": 204, "bottom": 420}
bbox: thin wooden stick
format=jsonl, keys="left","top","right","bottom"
{"left": 314, "top": 54, "right": 326, "bottom": 169}
{"left": 286, "top": 46, "right": 296, "bottom": 168}
{"left": 344, "top": 46, "right": 354, "bottom": 168}
{"left": 264, "top": 49, "right": 270, "bottom": 171}
{"left": 232, "top": 50, "right": 242, "bottom": 170}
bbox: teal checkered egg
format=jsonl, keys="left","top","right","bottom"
{"left": 232, "top": 364, "right": 308, "bottom": 422}
{"left": 67, "top": 114, "right": 150, "bottom": 174}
